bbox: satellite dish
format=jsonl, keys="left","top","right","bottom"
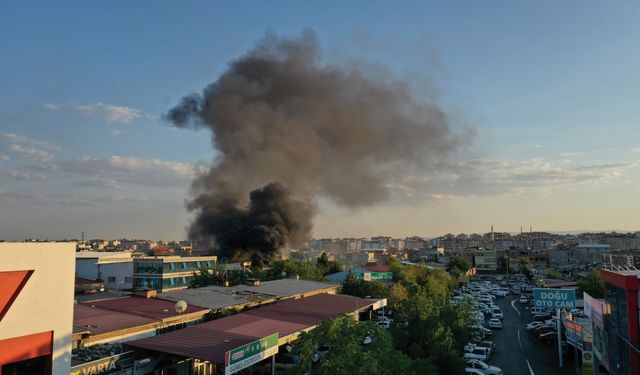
{"left": 175, "top": 300, "right": 188, "bottom": 315}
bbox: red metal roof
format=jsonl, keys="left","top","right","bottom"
{"left": 127, "top": 294, "right": 374, "bottom": 363}
{"left": 74, "top": 304, "right": 156, "bottom": 335}
{"left": 365, "top": 265, "right": 390, "bottom": 272}
{"left": 85, "top": 296, "right": 208, "bottom": 320}
{"left": 127, "top": 293, "right": 375, "bottom": 363}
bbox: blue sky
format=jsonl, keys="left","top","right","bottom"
{"left": 1, "top": 1, "right": 639, "bottom": 240}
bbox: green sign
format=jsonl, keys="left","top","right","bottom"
{"left": 224, "top": 333, "right": 279, "bottom": 375}
{"left": 355, "top": 272, "right": 393, "bottom": 281}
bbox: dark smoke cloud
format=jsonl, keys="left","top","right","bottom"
{"left": 166, "top": 30, "right": 463, "bottom": 264}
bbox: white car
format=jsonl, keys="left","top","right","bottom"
{"left": 488, "top": 318, "right": 502, "bottom": 329}
{"left": 466, "top": 359, "right": 503, "bottom": 375}
{"left": 519, "top": 296, "right": 529, "bottom": 304}
{"left": 491, "top": 309, "right": 503, "bottom": 320}
{"left": 465, "top": 368, "right": 484, "bottom": 375}
{"left": 526, "top": 321, "right": 547, "bottom": 331}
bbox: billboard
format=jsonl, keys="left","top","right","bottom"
{"left": 224, "top": 333, "right": 279, "bottom": 375}
{"left": 354, "top": 272, "right": 393, "bottom": 281}
{"left": 533, "top": 288, "right": 576, "bottom": 309}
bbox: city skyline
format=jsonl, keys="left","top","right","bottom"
{"left": 2, "top": 1, "right": 640, "bottom": 240}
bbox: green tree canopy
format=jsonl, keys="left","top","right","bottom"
{"left": 544, "top": 268, "right": 562, "bottom": 280}
{"left": 448, "top": 256, "right": 472, "bottom": 277}
{"left": 261, "top": 260, "right": 326, "bottom": 281}
{"left": 578, "top": 268, "right": 605, "bottom": 298}
{"left": 291, "top": 315, "right": 415, "bottom": 375}
{"left": 341, "top": 272, "right": 388, "bottom": 299}
{"left": 316, "top": 252, "right": 344, "bottom": 275}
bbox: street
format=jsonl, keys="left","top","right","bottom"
{"left": 490, "top": 295, "right": 573, "bottom": 375}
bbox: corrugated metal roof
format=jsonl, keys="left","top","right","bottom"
{"left": 232, "top": 278, "right": 337, "bottom": 297}
{"left": 127, "top": 293, "right": 376, "bottom": 363}
{"left": 158, "top": 285, "right": 272, "bottom": 310}
{"left": 74, "top": 304, "right": 156, "bottom": 335}
{"left": 85, "top": 296, "right": 208, "bottom": 320}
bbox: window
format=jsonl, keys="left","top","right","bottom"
{"left": 170, "top": 263, "right": 176, "bottom": 270}
{"left": 107, "top": 276, "right": 116, "bottom": 282}
{"left": 124, "top": 277, "right": 133, "bottom": 283}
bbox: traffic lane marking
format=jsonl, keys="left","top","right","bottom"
{"left": 511, "top": 298, "right": 521, "bottom": 317}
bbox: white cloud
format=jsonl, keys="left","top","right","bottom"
{"left": 0, "top": 155, "right": 9, "bottom": 161}
{"left": 71, "top": 102, "right": 141, "bottom": 123}
{"left": 429, "top": 194, "right": 461, "bottom": 202}
{"left": 9, "top": 144, "right": 54, "bottom": 162}
{"left": 0, "top": 170, "right": 47, "bottom": 181}
{"left": 0, "top": 188, "right": 147, "bottom": 206}
{"left": 42, "top": 102, "right": 58, "bottom": 110}
{"left": 61, "top": 155, "right": 205, "bottom": 187}
{"left": 0, "top": 132, "right": 62, "bottom": 152}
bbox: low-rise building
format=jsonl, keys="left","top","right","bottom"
{"left": 133, "top": 256, "right": 217, "bottom": 292}
{"left": 0, "top": 242, "right": 75, "bottom": 375}
{"left": 473, "top": 249, "right": 497, "bottom": 273}
{"left": 76, "top": 251, "right": 134, "bottom": 290}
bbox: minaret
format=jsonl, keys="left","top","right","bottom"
{"left": 491, "top": 225, "right": 495, "bottom": 242}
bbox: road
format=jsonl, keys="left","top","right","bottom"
{"left": 490, "top": 295, "right": 573, "bottom": 375}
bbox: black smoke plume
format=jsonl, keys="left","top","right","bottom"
{"left": 166, "top": 30, "right": 462, "bottom": 264}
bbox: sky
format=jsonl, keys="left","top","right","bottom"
{"left": 1, "top": 1, "right": 640, "bottom": 240}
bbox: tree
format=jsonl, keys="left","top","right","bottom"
{"left": 189, "top": 263, "right": 226, "bottom": 288}
{"left": 391, "top": 283, "right": 469, "bottom": 374}
{"left": 291, "top": 315, "right": 415, "bottom": 375}
{"left": 341, "top": 272, "right": 388, "bottom": 299}
{"left": 518, "top": 258, "right": 533, "bottom": 281}
{"left": 316, "top": 252, "right": 343, "bottom": 275}
{"left": 448, "top": 256, "right": 471, "bottom": 277}
{"left": 388, "top": 283, "right": 409, "bottom": 308}
{"left": 385, "top": 261, "right": 469, "bottom": 374}
{"left": 544, "top": 268, "right": 562, "bottom": 280}
{"left": 578, "top": 268, "right": 604, "bottom": 298}
{"left": 261, "top": 260, "right": 326, "bottom": 281}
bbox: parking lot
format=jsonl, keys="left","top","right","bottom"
{"left": 490, "top": 295, "right": 573, "bottom": 375}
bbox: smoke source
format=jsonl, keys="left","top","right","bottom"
{"left": 166, "top": 30, "right": 462, "bottom": 264}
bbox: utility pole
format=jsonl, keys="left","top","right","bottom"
{"left": 557, "top": 308, "right": 563, "bottom": 367}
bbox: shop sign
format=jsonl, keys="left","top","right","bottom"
{"left": 224, "top": 333, "right": 279, "bottom": 375}
{"left": 70, "top": 351, "right": 134, "bottom": 375}
{"left": 533, "top": 288, "right": 576, "bottom": 309}
{"left": 355, "top": 272, "right": 393, "bottom": 281}
{"left": 582, "top": 351, "right": 595, "bottom": 375}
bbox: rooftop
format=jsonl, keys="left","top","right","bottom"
{"left": 76, "top": 251, "right": 133, "bottom": 260}
{"left": 158, "top": 285, "right": 273, "bottom": 310}
{"left": 83, "top": 295, "right": 209, "bottom": 321}
{"left": 231, "top": 278, "right": 337, "bottom": 297}
{"left": 576, "top": 243, "right": 611, "bottom": 249}
{"left": 74, "top": 304, "right": 155, "bottom": 335}
{"left": 127, "top": 293, "right": 378, "bottom": 364}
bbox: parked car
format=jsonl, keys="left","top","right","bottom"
{"left": 466, "top": 359, "right": 503, "bottom": 375}
{"left": 519, "top": 296, "right": 529, "bottom": 304}
{"left": 530, "top": 307, "right": 546, "bottom": 315}
{"left": 532, "top": 326, "right": 555, "bottom": 337}
{"left": 465, "top": 368, "right": 485, "bottom": 375}
{"left": 532, "top": 314, "right": 552, "bottom": 322}
{"left": 491, "top": 309, "right": 503, "bottom": 320}
{"left": 526, "top": 321, "right": 547, "bottom": 331}
{"left": 312, "top": 344, "right": 331, "bottom": 363}
{"left": 464, "top": 352, "right": 487, "bottom": 363}
{"left": 465, "top": 347, "right": 490, "bottom": 361}
{"left": 538, "top": 331, "right": 557, "bottom": 344}
{"left": 475, "top": 340, "right": 496, "bottom": 355}
{"left": 488, "top": 318, "right": 502, "bottom": 329}
{"left": 274, "top": 353, "right": 300, "bottom": 370}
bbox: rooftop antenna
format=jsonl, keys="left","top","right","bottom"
{"left": 175, "top": 300, "right": 188, "bottom": 315}
{"left": 81, "top": 231, "right": 85, "bottom": 242}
